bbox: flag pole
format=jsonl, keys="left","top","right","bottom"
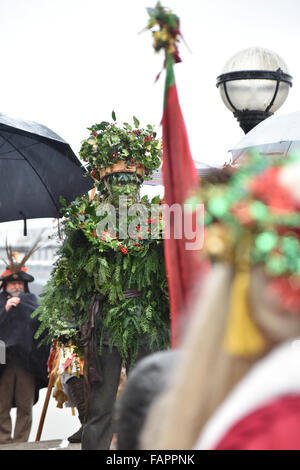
{"left": 146, "top": 3, "right": 209, "bottom": 346}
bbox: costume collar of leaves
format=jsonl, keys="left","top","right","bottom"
{"left": 60, "top": 194, "right": 164, "bottom": 257}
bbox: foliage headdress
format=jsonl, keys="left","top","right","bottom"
{"left": 79, "top": 113, "right": 162, "bottom": 191}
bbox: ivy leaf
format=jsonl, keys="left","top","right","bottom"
{"left": 151, "top": 195, "right": 162, "bottom": 204}
{"left": 59, "top": 196, "right": 67, "bottom": 207}
{"left": 97, "top": 121, "right": 110, "bottom": 130}
{"left": 84, "top": 255, "right": 98, "bottom": 276}
{"left": 110, "top": 135, "right": 121, "bottom": 145}
{"left": 133, "top": 116, "right": 140, "bottom": 128}
{"left": 123, "top": 122, "right": 132, "bottom": 131}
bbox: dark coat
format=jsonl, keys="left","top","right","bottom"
{"left": 115, "top": 350, "right": 179, "bottom": 450}
{"left": 0, "top": 291, "right": 50, "bottom": 404}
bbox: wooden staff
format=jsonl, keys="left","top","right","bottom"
{"left": 35, "top": 345, "right": 60, "bottom": 442}
{"left": 35, "top": 372, "right": 56, "bottom": 441}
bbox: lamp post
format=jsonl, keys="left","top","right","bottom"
{"left": 216, "top": 47, "right": 293, "bottom": 134}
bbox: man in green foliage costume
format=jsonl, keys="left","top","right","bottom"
{"left": 33, "top": 116, "right": 170, "bottom": 449}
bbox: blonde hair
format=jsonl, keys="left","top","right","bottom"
{"left": 140, "top": 263, "right": 258, "bottom": 449}
{"left": 141, "top": 262, "right": 300, "bottom": 449}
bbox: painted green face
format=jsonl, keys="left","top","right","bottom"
{"left": 106, "top": 173, "right": 142, "bottom": 207}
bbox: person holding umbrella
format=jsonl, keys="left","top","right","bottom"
{"left": 0, "top": 243, "right": 50, "bottom": 444}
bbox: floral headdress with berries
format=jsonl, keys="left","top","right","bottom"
{"left": 79, "top": 112, "right": 162, "bottom": 191}
{"left": 193, "top": 152, "right": 300, "bottom": 357}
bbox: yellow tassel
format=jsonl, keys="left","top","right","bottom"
{"left": 224, "top": 268, "right": 267, "bottom": 357}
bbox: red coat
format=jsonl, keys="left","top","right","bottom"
{"left": 216, "top": 394, "right": 300, "bottom": 450}
{"left": 196, "top": 341, "right": 300, "bottom": 450}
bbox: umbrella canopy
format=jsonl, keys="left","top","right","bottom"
{"left": 0, "top": 113, "right": 93, "bottom": 224}
{"left": 230, "top": 110, "right": 300, "bottom": 162}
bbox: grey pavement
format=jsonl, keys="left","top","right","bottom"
{"left": 0, "top": 439, "right": 81, "bottom": 450}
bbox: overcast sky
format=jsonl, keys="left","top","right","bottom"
{"left": 1, "top": 0, "right": 300, "bottom": 163}
{"left": 2, "top": 0, "right": 300, "bottom": 241}
{"left": 2, "top": 0, "right": 300, "bottom": 440}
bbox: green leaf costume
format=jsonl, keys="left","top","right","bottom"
{"left": 33, "top": 118, "right": 170, "bottom": 364}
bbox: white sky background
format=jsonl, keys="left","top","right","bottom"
{"left": 1, "top": 0, "right": 300, "bottom": 442}
{"left": 1, "top": 0, "right": 300, "bottom": 165}
{"left": 1, "top": 0, "right": 300, "bottom": 241}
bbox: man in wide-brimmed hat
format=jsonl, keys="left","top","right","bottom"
{"left": 0, "top": 245, "right": 49, "bottom": 444}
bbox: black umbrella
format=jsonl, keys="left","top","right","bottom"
{"left": 0, "top": 113, "right": 93, "bottom": 231}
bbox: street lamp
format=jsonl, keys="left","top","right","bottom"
{"left": 216, "top": 47, "right": 293, "bottom": 133}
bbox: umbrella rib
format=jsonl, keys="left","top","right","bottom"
{"left": 0, "top": 132, "right": 16, "bottom": 152}
{"left": 6, "top": 139, "right": 60, "bottom": 215}
{"left": 0, "top": 134, "right": 45, "bottom": 156}
{"left": 286, "top": 140, "right": 293, "bottom": 157}
{"left": 0, "top": 145, "right": 38, "bottom": 157}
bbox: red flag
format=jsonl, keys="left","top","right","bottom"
{"left": 146, "top": 3, "right": 209, "bottom": 346}
{"left": 162, "top": 54, "right": 208, "bottom": 347}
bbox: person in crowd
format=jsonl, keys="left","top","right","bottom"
{"left": 140, "top": 154, "right": 300, "bottom": 450}
{"left": 34, "top": 116, "right": 170, "bottom": 449}
{"left": 115, "top": 350, "right": 178, "bottom": 450}
{"left": 0, "top": 244, "right": 49, "bottom": 444}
